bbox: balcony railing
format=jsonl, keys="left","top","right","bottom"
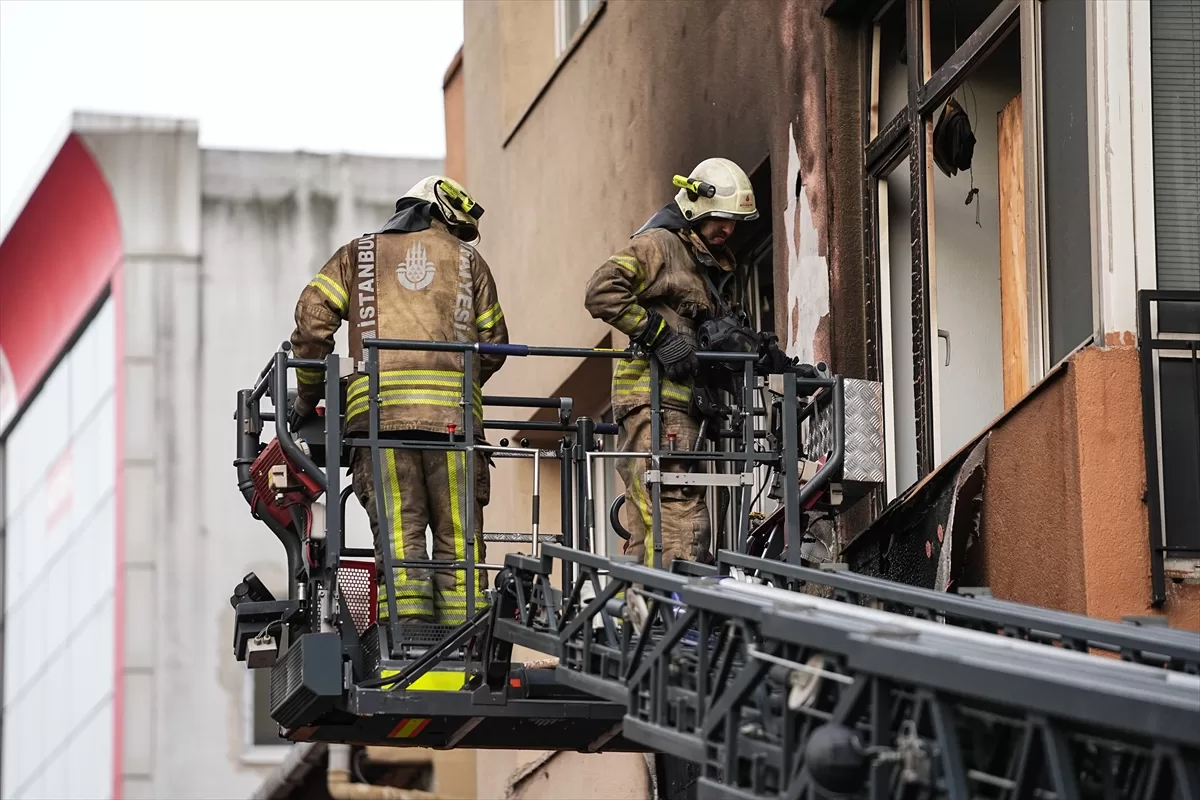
{"left": 1137, "top": 289, "right": 1200, "bottom": 606}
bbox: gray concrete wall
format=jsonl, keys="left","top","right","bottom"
{"left": 198, "top": 146, "right": 437, "bottom": 797}
{"left": 78, "top": 112, "right": 441, "bottom": 799}
{"left": 76, "top": 111, "right": 206, "bottom": 800}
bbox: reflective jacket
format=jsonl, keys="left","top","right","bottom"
{"left": 583, "top": 220, "right": 737, "bottom": 421}
{"left": 290, "top": 218, "right": 508, "bottom": 435}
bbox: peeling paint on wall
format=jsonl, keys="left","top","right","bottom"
{"left": 783, "top": 122, "right": 830, "bottom": 365}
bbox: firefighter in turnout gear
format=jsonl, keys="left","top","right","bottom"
{"left": 584, "top": 158, "right": 758, "bottom": 570}
{"left": 289, "top": 176, "right": 509, "bottom": 625}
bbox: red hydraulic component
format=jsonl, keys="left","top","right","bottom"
{"left": 249, "top": 437, "right": 325, "bottom": 533}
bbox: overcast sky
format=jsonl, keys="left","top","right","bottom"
{"left": 0, "top": 0, "right": 463, "bottom": 237}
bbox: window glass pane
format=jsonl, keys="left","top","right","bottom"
{"left": 69, "top": 297, "right": 116, "bottom": 436}
{"left": 44, "top": 549, "right": 70, "bottom": 679}
{"left": 5, "top": 505, "right": 26, "bottom": 612}
{"left": 41, "top": 655, "right": 69, "bottom": 771}
{"left": 886, "top": 159, "right": 918, "bottom": 493}
{"left": 562, "top": 0, "right": 583, "bottom": 39}
{"left": 0, "top": 694, "right": 20, "bottom": 796}
{"left": 26, "top": 678, "right": 46, "bottom": 793}
{"left": 69, "top": 593, "right": 114, "bottom": 718}
{"left": 5, "top": 602, "right": 25, "bottom": 701}
{"left": 92, "top": 493, "right": 117, "bottom": 598}
{"left": 66, "top": 696, "right": 112, "bottom": 799}
{"left": 41, "top": 749, "right": 69, "bottom": 800}
{"left": 27, "top": 370, "right": 71, "bottom": 485}
{"left": 875, "top": 0, "right": 908, "bottom": 128}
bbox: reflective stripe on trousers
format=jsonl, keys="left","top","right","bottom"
{"left": 612, "top": 358, "right": 692, "bottom": 406}
{"left": 615, "top": 407, "right": 712, "bottom": 571}
{"left": 351, "top": 446, "right": 489, "bottom": 623}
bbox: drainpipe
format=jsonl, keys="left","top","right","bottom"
{"left": 327, "top": 745, "right": 444, "bottom": 800}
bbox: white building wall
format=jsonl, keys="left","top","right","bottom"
{"left": 73, "top": 113, "right": 440, "bottom": 800}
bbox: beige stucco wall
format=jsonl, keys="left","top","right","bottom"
{"left": 462, "top": 0, "right": 862, "bottom": 404}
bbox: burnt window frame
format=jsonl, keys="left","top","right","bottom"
{"left": 838, "top": 0, "right": 1022, "bottom": 482}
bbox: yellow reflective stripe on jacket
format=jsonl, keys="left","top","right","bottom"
{"left": 610, "top": 255, "right": 646, "bottom": 293}
{"left": 613, "top": 306, "right": 647, "bottom": 333}
{"left": 347, "top": 371, "right": 483, "bottom": 401}
{"left": 346, "top": 390, "right": 484, "bottom": 420}
{"left": 475, "top": 303, "right": 504, "bottom": 332}
{"left": 309, "top": 274, "right": 349, "bottom": 316}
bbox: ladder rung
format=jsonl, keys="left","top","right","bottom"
{"left": 483, "top": 532, "right": 562, "bottom": 544}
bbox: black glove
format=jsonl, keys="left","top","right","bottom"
{"left": 635, "top": 309, "right": 698, "bottom": 382}
{"left": 288, "top": 395, "right": 318, "bottom": 432}
{"left": 651, "top": 327, "right": 699, "bottom": 381}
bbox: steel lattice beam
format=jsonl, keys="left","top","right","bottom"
{"left": 496, "top": 546, "right": 1200, "bottom": 800}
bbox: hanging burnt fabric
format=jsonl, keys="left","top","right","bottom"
{"left": 933, "top": 97, "right": 976, "bottom": 178}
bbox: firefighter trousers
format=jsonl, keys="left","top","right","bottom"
{"left": 616, "top": 406, "right": 712, "bottom": 571}
{"left": 351, "top": 440, "right": 489, "bottom": 626}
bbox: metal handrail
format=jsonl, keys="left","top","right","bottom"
{"left": 1137, "top": 289, "right": 1200, "bottom": 607}
{"left": 236, "top": 336, "right": 845, "bottom": 657}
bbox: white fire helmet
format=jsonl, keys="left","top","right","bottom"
{"left": 673, "top": 158, "right": 758, "bottom": 223}
{"left": 401, "top": 175, "right": 485, "bottom": 242}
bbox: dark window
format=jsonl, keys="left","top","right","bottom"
{"left": 1159, "top": 355, "right": 1200, "bottom": 547}
{"left": 729, "top": 156, "right": 775, "bottom": 333}
{"left": 1041, "top": 0, "right": 1095, "bottom": 361}
{"left": 1151, "top": 0, "right": 1200, "bottom": 333}
{"left": 1138, "top": 291, "right": 1200, "bottom": 607}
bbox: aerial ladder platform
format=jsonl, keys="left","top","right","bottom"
{"left": 230, "top": 337, "right": 1200, "bottom": 799}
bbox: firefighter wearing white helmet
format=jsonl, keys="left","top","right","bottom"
{"left": 288, "top": 175, "right": 509, "bottom": 627}
{"left": 673, "top": 157, "right": 760, "bottom": 224}
{"left": 584, "top": 157, "right": 757, "bottom": 571}
{"left": 398, "top": 175, "right": 486, "bottom": 243}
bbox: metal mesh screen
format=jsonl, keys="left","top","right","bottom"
{"left": 337, "top": 560, "right": 377, "bottom": 634}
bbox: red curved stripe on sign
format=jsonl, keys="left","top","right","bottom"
{"left": 0, "top": 133, "right": 123, "bottom": 419}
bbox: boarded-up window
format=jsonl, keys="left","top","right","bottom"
{"left": 1151, "top": 0, "right": 1200, "bottom": 302}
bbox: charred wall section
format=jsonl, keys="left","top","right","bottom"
{"left": 463, "top": 0, "right": 865, "bottom": 405}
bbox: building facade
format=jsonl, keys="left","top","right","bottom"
{"left": 442, "top": 0, "right": 1198, "bottom": 796}
{"left": 0, "top": 113, "right": 444, "bottom": 799}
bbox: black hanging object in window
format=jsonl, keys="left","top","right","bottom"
{"left": 933, "top": 97, "right": 976, "bottom": 178}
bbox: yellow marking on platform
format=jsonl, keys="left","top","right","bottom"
{"left": 377, "top": 669, "right": 466, "bottom": 691}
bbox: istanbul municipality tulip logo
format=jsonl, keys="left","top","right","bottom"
{"left": 397, "top": 242, "right": 436, "bottom": 291}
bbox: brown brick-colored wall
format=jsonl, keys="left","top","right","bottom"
{"left": 980, "top": 346, "right": 1200, "bottom": 629}
{"left": 442, "top": 47, "right": 466, "bottom": 185}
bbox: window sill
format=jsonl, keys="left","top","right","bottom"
{"left": 502, "top": 0, "right": 608, "bottom": 148}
